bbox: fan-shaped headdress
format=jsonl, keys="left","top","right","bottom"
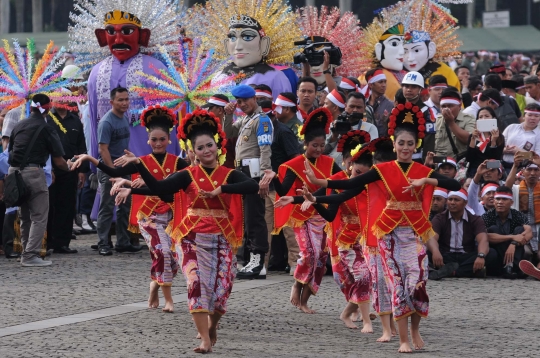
{"left": 0, "top": 39, "right": 84, "bottom": 115}
{"left": 388, "top": 102, "right": 426, "bottom": 148}
{"left": 300, "top": 107, "right": 332, "bottom": 137}
{"left": 177, "top": 109, "right": 227, "bottom": 165}
{"left": 68, "top": 0, "right": 181, "bottom": 69}
{"left": 337, "top": 129, "right": 371, "bottom": 155}
{"left": 193, "top": 0, "right": 302, "bottom": 64}
{"left": 130, "top": 37, "right": 235, "bottom": 115}
{"left": 296, "top": 6, "right": 368, "bottom": 77}
{"left": 140, "top": 105, "right": 178, "bottom": 132}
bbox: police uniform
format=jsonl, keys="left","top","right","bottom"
{"left": 222, "top": 85, "right": 273, "bottom": 276}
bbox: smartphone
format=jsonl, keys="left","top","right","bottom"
{"left": 334, "top": 121, "right": 352, "bottom": 135}
{"left": 519, "top": 151, "right": 533, "bottom": 159}
{"left": 486, "top": 160, "right": 501, "bottom": 169}
{"left": 433, "top": 156, "right": 447, "bottom": 164}
{"left": 476, "top": 118, "right": 497, "bottom": 132}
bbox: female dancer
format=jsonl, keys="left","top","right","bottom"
{"left": 299, "top": 103, "right": 460, "bottom": 352}
{"left": 114, "top": 109, "right": 258, "bottom": 353}
{"left": 72, "top": 106, "right": 188, "bottom": 313}
{"left": 262, "top": 108, "right": 341, "bottom": 314}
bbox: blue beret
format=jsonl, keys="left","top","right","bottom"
{"left": 231, "top": 85, "right": 256, "bottom": 99}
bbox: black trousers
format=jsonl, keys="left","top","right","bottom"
{"left": 238, "top": 170, "right": 268, "bottom": 261}
{"left": 438, "top": 250, "right": 498, "bottom": 277}
{"left": 48, "top": 171, "right": 78, "bottom": 249}
{"left": 487, "top": 225, "right": 525, "bottom": 276}
{"left": 269, "top": 231, "right": 288, "bottom": 268}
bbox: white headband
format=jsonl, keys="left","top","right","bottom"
{"left": 273, "top": 95, "right": 296, "bottom": 114}
{"left": 525, "top": 110, "right": 540, "bottom": 115}
{"left": 481, "top": 185, "right": 498, "bottom": 197}
{"left": 327, "top": 91, "right": 345, "bottom": 108}
{"left": 255, "top": 90, "right": 272, "bottom": 98}
{"left": 208, "top": 97, "right": 228, "bottom": 107}
{"left": 449, "top": 190, "right": 468, "bottom": 201}
{"left": 31, "top": 101, "right": 46, "bottom": 114}
{"left": 368, "top": 73, "right": 386, "bottom": 84}
{"left": 494, "top": 193, "right": 513, "bottom": 200}
{"left": 440, "top": 98, "right": 461, "bottom": 106}
{"left": 434, "top": 189, "right": 448, "bottom": 198}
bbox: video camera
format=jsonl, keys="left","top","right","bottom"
{"left": 293, "top": 37, "right": 342, "bottom": 67}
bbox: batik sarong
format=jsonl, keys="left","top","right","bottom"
{"left": 364, "top": 246, "right": 393, "bottom": 315}
{"left": 332, "top": 243, "right": 371, "bottom": 304}
{"left": 181, "top": 232, "right": 236, "bottom": 314}
{"left": 293, "top": 215, "right": 328, "bottom": 294}
{"left": 138, "top": 211, "right": 179, "bottom": 286}
{"left": 379, "top": 226, "right": 429, "bottom": 320}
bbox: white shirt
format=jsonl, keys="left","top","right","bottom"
{"left": 462, "top": 101, "right": 480, "bottom": 118}
{"left": 425, "top": 98, "right": 441, "bottom": 116}
{"left": 327, "top": 121, "right": 379, "bottom": 169}
{"left": 502, "top": 123, "right": 540, "bottom": 163}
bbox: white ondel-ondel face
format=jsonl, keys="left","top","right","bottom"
{"left": 375, "top": 35, "right": 405, "bottom": 71}
{"left": 224, "top": 27, "right": 270, "bottom": 68}
{"left": 403, "top": 41, "right": 436, "bottom": 72}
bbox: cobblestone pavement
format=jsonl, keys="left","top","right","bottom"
{"left": 1, "top": 233, "right": 538, "bottom": 357}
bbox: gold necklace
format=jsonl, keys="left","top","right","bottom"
{"left": 49, "top": 112, "right": 67, "bottom": 134}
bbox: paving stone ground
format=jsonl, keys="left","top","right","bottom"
{"left": 1, "top": 233, "right": 538, "bottom": 357}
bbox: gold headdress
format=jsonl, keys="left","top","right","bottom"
{"left": 192, "top": 0, "right": 302, "bottom": 64}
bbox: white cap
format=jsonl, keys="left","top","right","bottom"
{"left": 402, "top": 71, "right": 424, "bottom": 88}
{"left": 61, "top": 64, "right": 84, "bottom": 80}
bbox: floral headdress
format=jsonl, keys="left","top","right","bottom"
{"left": 388, "top": 102, "right": 425, "bottom": 148}
{"left": 177, "top": 109, "right": 227, "bottom": 165}
{"left": 140, "top": 105, "right": 178, "bottom": 132}
{"left": 337, "top": 129, "right": 371, "bottom": 155}
{"left": 300, "top": 107, "right": 332, "bottom": 136}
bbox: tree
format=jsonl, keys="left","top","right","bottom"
{"left": 0, "top": 0, "right": 9, "bottom": 34}
{"left": 32, "top": 0, "right": 43, "bottom": 32}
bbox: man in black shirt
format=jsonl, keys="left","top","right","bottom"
{"left": 47, "top": 102, "right": 89, "bottom": 254}
{"left": 262, "top": 100, "right": 301, "bottom": 273}
{"left": 8, "top": 94, "right": 71, "bottom": 267}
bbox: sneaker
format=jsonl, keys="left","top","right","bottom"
{"left": 81, "top": 215, "right": 96, "bottom": 232}
{"left": 99, "top": 247, "right": 113, "bottom": 256}
{"left": 21, "top": 257, "right": 52, "bottom": 267}
{"left": 518, "top": 260, "right": 540, "bottom": 280}
{"left": 428, "top": 262, "right": 459, "bottom": 281}
{"left": 236, "top": 252, "right": 266, "bottom": 279}
{"left": 237, "top": 252, "right": 255, "bottom": 273}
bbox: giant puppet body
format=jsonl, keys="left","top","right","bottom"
{"left": 68, "top": 0, "right": 182, "bottom": 158}
{"left": 192, "top": 0, "right": 301, "bottom": 99}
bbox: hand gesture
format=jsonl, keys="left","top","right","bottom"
{"left": 224, "top": 102, "right": 236, "bottom": 115}
{"left": 471, "top": 129, "right": 480, "bottom": 140}
{"left": 304, "top": 158, "right": 317, "bottom": 184}
{"left": 70, "top": 154, "right": 88, "bottom": 171}
{"left": 476, "top": 160, "right": 489, "bottom": 176}
{"left": 490, "top": 128, "right": 499, "bottom": 143}
{"left": 131, "top": 177, "right": 145, "bottom": 188}
{"left": 473, "top": 257, "right": 485, "bottom": 273}
{"left": 402, "top": 178, "right": 426, "bottom": 195}
{"left": 199, "top": 187, "right": 221, "bottom": 199}
{"left": 424, "top": 151, "right": 434, "bottom": 167}
{"left": 513, "top": 152, "right": 525, "bottom": 167}
{"left": 513, "top": 233, "right": 528, "bottom": 245}
{"left": 258, "top": 182, "right": 269, "bottom": 198}
{"left": 114, "top": 188, "right": 131, "bottom": 205}
{"left": 504, "top": 145, "right": 518, "bottom": 155}
{"left": 110, "top": 178, "right": 130, "bottom": 195}
{"left": 442, "top": 107, "right": 455, "bottom": 124}
{"left": 504, "top": 244, "right": 515, "bottom": 265}
{"left": 300, "top": 200, "right": 313, "bottom": 212}
{"left": 274, "top": 196, "right": 294, "bottom": 209}
{"left": 297, "top": 185, "right": 316, "bottom": 203}
{"left": 322, "top": 51, "right": 330, "bottom": 72}
{"left": 113, "top": 150, "right": 138, "bottom": 167}
{"left": 431, "top": 250, "right": 444, "bottom": 268}
{"left": 260, "top": 169, "right": 276, "bottom": 186}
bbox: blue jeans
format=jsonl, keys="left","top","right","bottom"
{"left": 78, "top": 172, "right": 96, "bottom": 215}
{"left": 96, "top": 169, "right": 131, "bottom": 249}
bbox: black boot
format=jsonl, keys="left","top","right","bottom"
{"left": 236, "top": 252, "right": 266, "bottom": 280}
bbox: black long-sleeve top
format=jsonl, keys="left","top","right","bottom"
{"left": 272, "top": 157, "right": 342, "bottom": 202}
{"left": 465, "top": 133, "right": 505, "bottom": 178}
{"left": 309, "top": 187, "right": 341, "bottom": 222}
{"left": 97, "top": 153, "right": 189, "bottom": 203}
{"left": 310, "top": 161, "right": 461, "bottom": 205}
{"left": 131, "top": 162, "right": 259, "bottom": 197}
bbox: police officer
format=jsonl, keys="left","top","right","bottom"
{"left": 223, "top": 85, "right": 273, "bottom": 279}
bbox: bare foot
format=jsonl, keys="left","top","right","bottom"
{"left": 361, "top": 321, "right": 373, "bottom": 334}
{"left": 340, "top": 311, "right": 358, "bottom": 329}
{"left": 350, "top": 307, "right": 361, "bottom": 322}
{"left": 290, "top": 282, "right": 301, "bottom": 308}
{"left": 148, "top": 282, "right": 159, "bottom": 309}
{"left": 209, "top": 325, "right": 218, "bottom": 346}
{"left": 398, "top": 342, "right": 413, "bottom": 353}
{"left": 369, "top": 313, "right": 377, "bottom": 320}
{"left": 411, "top": 330, "right": 425, "bottom": 350}
{"left": 193, "top": 344, "right": 212, "bottom": 354}
{"left": 299, "top": 304, "right": 316, "bottom": 314}
{"left": 377, "top": 331, "right": 392, "bottom": 342}
{"left": 196, "top": 333, "right": 201, "bottom": 339}
{"left": 162, "top": 300, "right": 174, "bottom": 313}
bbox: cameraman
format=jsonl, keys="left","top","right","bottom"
{"left": 324, "top": 91, "right": 378, "bottom": 168}
{"left": 301, "top": 51, "right": 339, "bottom": 93}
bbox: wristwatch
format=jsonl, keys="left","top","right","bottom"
{"left": 477, "top": 253, "right": 486, "bottom": 259}
{"left": 323, "top": 69, "right": 331, "bottom": 75}
{"left": 511, "top": 241, "right": 519, "bottom": 246}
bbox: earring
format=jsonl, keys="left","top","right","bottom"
{"left": 414, "top": 148, "right": 417, "bottom": 153}
{"left": 303, "top": 145, "right": 307, "bottom": 151}
{"left": 147, "top": 140, "right": 150, "bottom": 145}
{"left": 168, "top": 140, "right": 172, "bottom": 144}
{"left": 341, "top": 162, "right": 345, "bottom": 167}
{"left": 393, "top": 147, "right": 396, "bottom": 152}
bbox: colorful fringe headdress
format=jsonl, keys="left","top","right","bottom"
{"left": 0, "top": 38, "right": 84, "bottom": 115}
{"left": 296, "top": 6, "right": 368, "bottom": 77}
{"left": 192, "top": 0, "right": 302, "bottom": 64}
{"left": 177, "top": 109, "right": 227, "bottom": 165}
{"left": 68, "top": 0, "right": 182, "bottom": 70}
{"left": 130, "top": 37, "right": 235, "bottom": 115}
{"left": 337, "top": 129, "right": 371, "bottom": 155}
{"left": 300, "top": 107, "right": 332, "bottom": 136}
